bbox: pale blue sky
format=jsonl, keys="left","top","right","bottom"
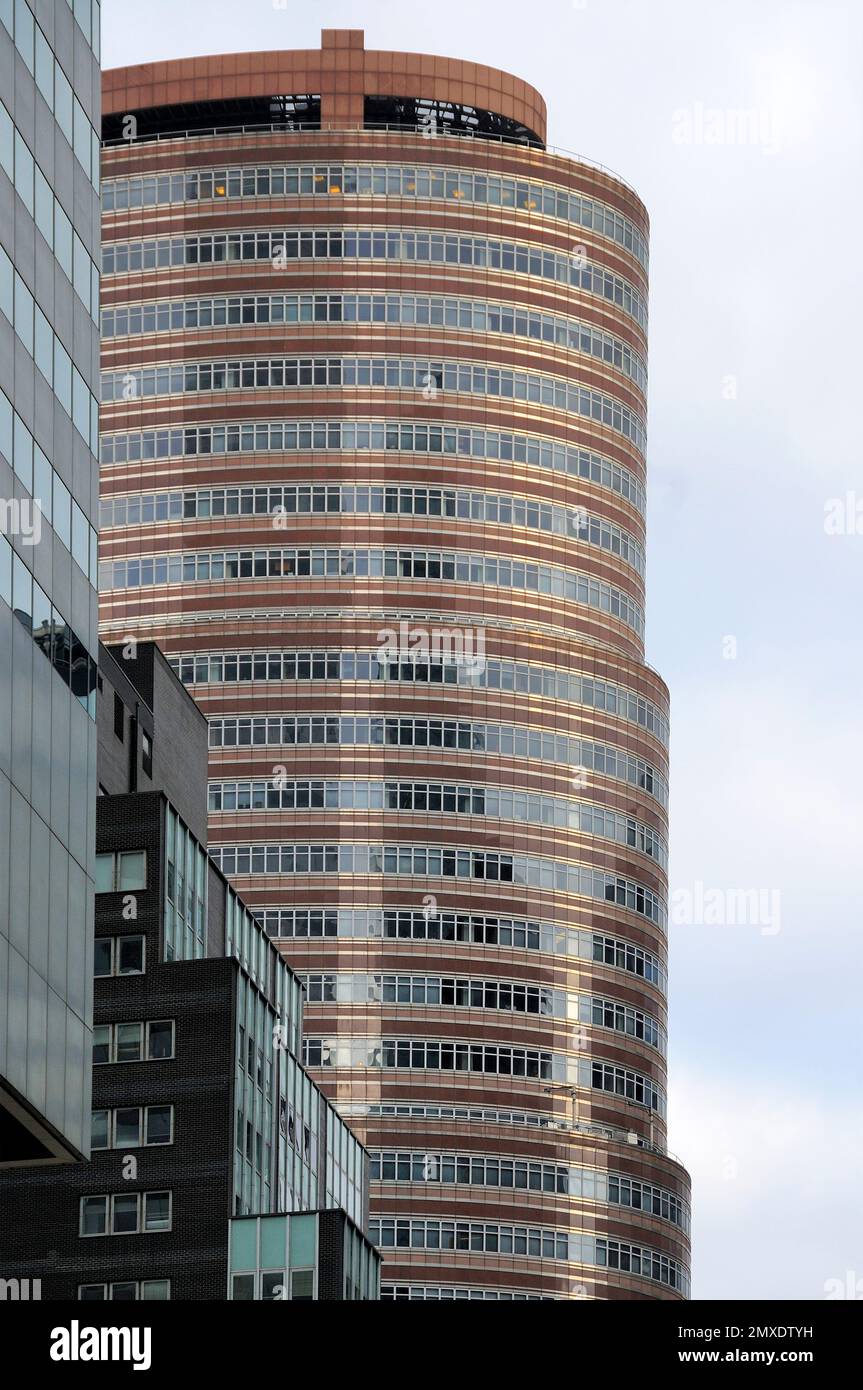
{"left": 102, "top": 0, "right": 863, "bottom": 1300}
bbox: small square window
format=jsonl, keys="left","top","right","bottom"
{"left": 290, "top": 1269, "right": 314, "bottom": 1301}
{"left": 232, "top": 1274, "right": 255, "bottom": 1301}
{"left": 78, "top": 1284, "right": 107, "bottom": 1300}
{"left": 261, "top": 1272, "right": 287, "bottom": 1300}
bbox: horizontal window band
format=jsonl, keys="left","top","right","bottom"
{"left": 101, "top": 161, "right": 649, "bottom": 269}
{"left": 208, "top": 778, "right": 667, "bottom": 868}
{"left": 207, "top": 714, "right": 667, "bottom": 805}
{"left": 98, "top": 546, "right": 645, "bottom": 639}
{"left": 101, "top": 483, "right": 645, "bottom": 577}
{"left": 368, "top": 1220, "right": 687, "bottom": 1294}
{"left": 171, "top": 648, "right": 668, "bottom": 745}
{"left": 99, "top": 419, "right": 647, "bottom": 503}
{"left": 302, "top": 1038, "right": 667, "bottom": 1116}
{"left": 369, "top": 1149, "right": 688, "bottom": 1230}
{"left": 101, "top": 227, "right": 648, "bottom": 332}
{"left": 100, "top": 291, "right": 646, "bottom": 402}
{"left": 209, "top": 841, "right": 667, "bottom": 927}
{"left": 301, "top": 973, "right": 666, "bottom": 1051}
{"left": 254, "top": 908, "right": 667, "bottom": 990}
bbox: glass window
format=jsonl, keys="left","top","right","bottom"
{"left": 115, "top": 1108, "right": 142, "bottom": 1147}
{"left": 0, "top": 243, "right": 11, "bottom": 319}
{"left": 53, "top": 338, "right": 72, "bottom": 414}
{"left": 34, "top": 27, "right": 53, "bottom": 106}
{"left": 14, "top": 0, "right": 34, "bottom": 73}
{"left": 80, "top": 1196, "right": 107, "bottom": 1236}
{"left": 34, "top": 304, "right": 52, "bottom": 381}
{"left": 78, "top": 1285, "right": 107, "bottom": 1300}
{"left": 110, "top": 1283, "right": 138, "bottom": 1301}
{"left": 13, "top": 129, "right": 34, "bottom": 212}
{"left": 12, "top": 411, "right": 32, "bottom": 489}
{"left": 55, "top": 204, "right": 73, "bottom": 278}
{"left": 73, "top": 96, "right": 90, "bottom": 170}
{"left": 118, "top": 850, "right": 146, "bottom": 890}
{"left": 93, "top": 938, "right": 112, "bottom": 976}
{"left": 31, "top": 577, "right": 50, "bottom": 649}
{"left": 112, "top": 1194, "right": 138, "bottom": 1234}
{"left": 147, "top": 1021, "right": 174, "bottom": 1059}
{"left": 14, "top": 271, "right": 33, "bottom": 351}
{"left": 55, "top": 65, "right": 73, "bottom": 143}
{"left": 11, "top": 553, "right": 32, "bottom": 632}
{"left": 143, "top": 1192, "right": 171, "bottom": 1232}
{"left": 115, "top": 1022, "right": 142, "bottom": 1062}
{"left": 34, "top": 165, "right": 53, "bottom": 243}
{"left": 231, "top": 1275, "right": 255, "bottom": 1300}
{"left": 90, "top": 1110, "right": 109, "bottom": 1149}
{"left": 0, "top": 102, "right": 13, "bottom": 182}
{"left": 72, "top": 366, "right": 89, "bottom": 439}
{"left": 13, "top": 128, "right": 35, "bottom": 217}
{"left": 53, "top": 473, "right": 71, "bottom": 547}
{"left": 0, "top": 535, "right": 10, "bottom": 607}
{"left": 73, "top": 232, "right": 89, "bottom": 302}
{"left": 141, "top": 1280, "right": 170, "bottom": 1300}
{"left": 94, "top": 854, "right": 113, "bottom": 893}
{"left": 261, "top": 1272, "right": 286, "bottom": 1300}
{"left": 117, "top": 936, "right": 144, "bottom": 975}
{"left": 74, "top": 0, "right": 92, "bottom": 44}
{"left": 92, "top": 1025, "right": 110, "bottom": 1064}
{"left": 290, "top": 1269, "right": 314, "bottom": 1301}
{"left": 33, "top": 445, "right": 51, "bottom": 522}
{"left": 145, "top": 1106, "right": 172, "bottom": 1145}
{"left": 71, "top": 499, "right": 89, "bottom": 571}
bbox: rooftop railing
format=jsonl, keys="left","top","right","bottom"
{"left": 101, "top": 121, "right": 641, "bottom": 197}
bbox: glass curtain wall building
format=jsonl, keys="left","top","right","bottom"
{"left": 98, "top": 28, "right": 691, "bottom": 1298}
{"left": 0, "top": 0, "right": 101, "bottom": 1166}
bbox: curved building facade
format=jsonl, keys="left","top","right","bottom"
{"left": 98, "top": 28, "right": 691, "bottom": 1299}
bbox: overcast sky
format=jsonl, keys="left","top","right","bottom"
{"left": 101, "top": 0, "right": 863, "bottom": 1300}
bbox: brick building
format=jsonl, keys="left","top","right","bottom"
{"left": 0, "top": 640, "right": 378, "bottom": 1300}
